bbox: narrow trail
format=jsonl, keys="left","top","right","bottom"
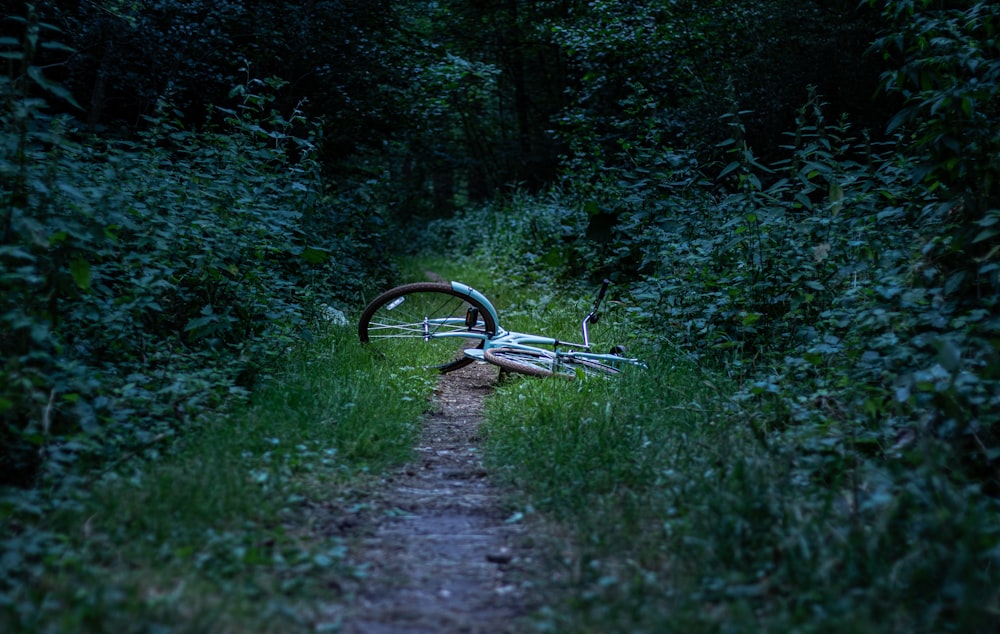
{"left": 339, "top": 361, "right": 536, "bottom": 633}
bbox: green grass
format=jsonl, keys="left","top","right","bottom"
{"left": 373, "top": 257, "right": 1000, "bottom": 633}
{"left": 473, "top": 267, "right": 1000, "bottom": 633}
{"left": 480, "top": 294, "right": 728, "bottom": 632}
{"left": 8, "top": 257, "right": 995, "bottom": 633}
{"left": 1, "top": 324, "right": 437, "bottom": 633}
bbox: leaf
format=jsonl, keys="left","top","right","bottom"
{"left": 937, "top": 338, "right": 961, "bottom": 372}
{"left": 541, "top": 247, "right": 567, "bottom": 268}
{"left": 302, "top": 246, "right": 332, "bottom": 264}
{"left": 312, "top": 553, "right": 334, "bottom": 569}
{"left": 69, "top": 258, "right": 91, "bottom": 290}
{"left": 40, "top": 41, "right": 77, "bottom": 53}
{"left": 803, "top": 352, "right": 823, "bottom": 366}
{"left": 184, "top": 315, "right": 217, "bottom": 332}
{"left": 829, "top": 182, "right": 844, "bottom": 215}
{"left": 718, "top": 161, "right": 741, "bottom": 179}
{"left": 26, "top": 65, "right": 82, "bottom": 109}
{"left": 886, "top": 107, "right": 912, "bottom": 133}
{"left": 973, "top": 227, "right": 1000, "bottom": 243}
{"left": 895, "top": 384, "right": 910, "bottom": 403}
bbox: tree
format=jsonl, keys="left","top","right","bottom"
{"left": 38, "top": 1, "right": 408, "bottom": 166}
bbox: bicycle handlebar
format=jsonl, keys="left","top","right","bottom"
{"left": 583, "top": 279, "right": 611, "bottom": 350}
{"left": 593, "top": 279, "right": 610, "bottom": 312}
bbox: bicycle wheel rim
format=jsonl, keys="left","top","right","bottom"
{"left": 358, "top": 282, "right": 497, "bottom": 373}
{"left": 485, "top": 348, "right": 619, "bottom": 379}
{"left": 560, "top": 356, "right": 620, "bottom": 378}
{"left": 484, "top": 347, "right": 556, "bottom": 377}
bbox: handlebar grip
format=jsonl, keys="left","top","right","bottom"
{"left": 594, "top": 279, "right": 610, "bottom": 309}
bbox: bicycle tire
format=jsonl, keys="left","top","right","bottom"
{"left": 358, "top": 282, "right": 497, "bottom": 373}
{"left": 484, "top": 347, "right": 620, "bottom": 379}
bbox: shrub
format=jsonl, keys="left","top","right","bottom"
{"left": 0, "top": 16, "right": 390, "bottom": 487}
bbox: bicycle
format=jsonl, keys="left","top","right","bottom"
{"left": 357, "top": 279, "right": 645, "bottom": 378}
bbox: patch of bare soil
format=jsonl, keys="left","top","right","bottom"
{"left": 337, "top": 361, "right": 537, "bottom": 634}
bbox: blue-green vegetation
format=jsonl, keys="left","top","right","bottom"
{"left": 2, "top": 0, "right": 998, "bottom": 631}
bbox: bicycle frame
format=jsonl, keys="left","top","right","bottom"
{"left": 430, "top": 281, "right": 643, "bottom": 369}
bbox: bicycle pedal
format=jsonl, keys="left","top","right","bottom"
{"left": 465, "top": 307, "right": 480, "bottom": 328}
{"left": 610, "top": 345, "right": 626, "bottom": 356}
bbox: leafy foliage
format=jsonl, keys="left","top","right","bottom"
{"left": 39, "top": 0, "right": 407, "bottom": 164}
{"left": 3, "top": 0, "right": 999, "bottom": 631}
{"left": 1, "top": 15, "right": 391, "bottom": 487}
{"left": 551, "top": 0, "right": 893, "bottom": 173}
{"left": 486, "top": 364, "right": 1000, "bottom": 632}
{"left": 869, "top": 0, "right": 1000, "bottom": 301}
{"left": 873, "top": 0, "right": 1000, "bottom": 205}
{"left": 412, "top": 4, "right": 1000, "bottom": 623}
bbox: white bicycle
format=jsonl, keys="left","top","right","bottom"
{"left": 358, "top": 279, "right": 645, "bottom": 378}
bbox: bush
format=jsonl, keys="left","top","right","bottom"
{"left": 1, "top": 18, "right": 390, "bottom": 487}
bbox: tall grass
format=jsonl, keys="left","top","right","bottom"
{"left": 478, "top": 272, "right": 999, "bottom": 633}
{"left": 1, "top": 325, "right": 436, "bottom": 633}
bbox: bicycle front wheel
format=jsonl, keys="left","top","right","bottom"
{"left": 484, "top": 348, "right": 620, "bottom": 379}
{"left": 358, "top": 282, "right": 497, "bottom": 372}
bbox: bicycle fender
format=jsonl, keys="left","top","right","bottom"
{"left": 450, "top": 281, "right": 502, "bottom": 333}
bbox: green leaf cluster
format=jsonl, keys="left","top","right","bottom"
{"left": 1, "top": 22, "right": 391, "bottom": 488}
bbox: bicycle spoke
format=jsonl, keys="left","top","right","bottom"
{"left": 358, "top": 282, "right": 497, "bottom": 373}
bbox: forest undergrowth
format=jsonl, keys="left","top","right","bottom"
{"left": 0, "top": 324, "right": 436, "bottom": 633}
{"left": 3, "top": 1, "right": 999, "bottom": 632}
{"left": 1, "top": 29, "right": 400, "bottom": 630}
{"left": 413, "top": 96, "right": 1000, "bottom": 628}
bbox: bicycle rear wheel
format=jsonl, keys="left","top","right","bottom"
{"left": 484, "top": 348, "right": 619, "bottom": 379}
{"left": 358, "top": 282, "right": 497, "bottom": 372}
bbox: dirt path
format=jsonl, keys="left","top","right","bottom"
{"left": 338, "top": 361, "right": 536, "bottom": 633}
